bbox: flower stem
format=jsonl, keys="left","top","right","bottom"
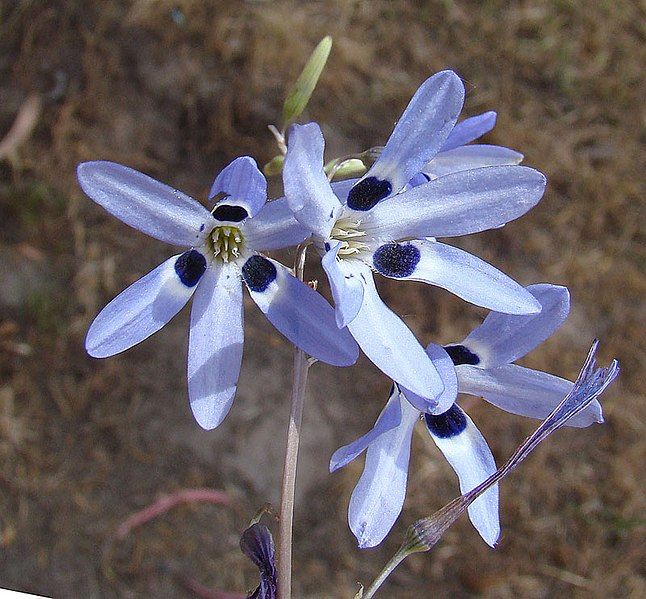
{"left": 361, "top": 546, "right": 409, "bottom": 599}
{"left": 277, "top": 244, "right": 311, "bottom": 599}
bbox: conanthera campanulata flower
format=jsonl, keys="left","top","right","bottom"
{"left": 283, "top": 70, "right": 545, "bottom": 411}
{"left": 331, "top": 284, "right": 604, "bottom": 549}
{"left": 79, "top": 157, "right": 358, "bottom": 430}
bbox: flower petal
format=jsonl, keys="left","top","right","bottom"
{"left": 242, "top": 255, "right": 358, "bottom": 366}
{"left": 401, "top": 343, "right": 458, "bottom": 414}
{"left": 331, "top": 178, "right": 359, "bottom": 205}
{"left": 208, "top": 156, "right": 267, "bottom": 219}
{"left": 348, "top": 393, "right": 419, "bottom": 548}
{"left": 283, "top": 122, "right": 342, "bottom": 239}
{"left": 321, "top": 242, "right": 365, "bottom": 327}
{"left": 440, "top": 111, "right": 497, "bottom": 151}
{"left": 461, "top": 283, "right": 570, "bottom": 368}
{"left": 371, "top": 239, "right": 541, "bottom": 314}
{"left": 243, "top": 198, "right": 310, "bottom": 251}
{"left": 425, "top": 405, "right": 500, "bottom": 547}
{"left": 240, "top": 523, "right": 277, "bottom": 599}
{"left": 188, "top": 262, "right": 244, "bottom": 430}
{"left": 77, "top": 161, "right": 213, "bottom": 246}
{"left": 330, "top": 385, "right": 403, "bottom": 472}
{"left": 423, "top": 145, "right": 523, "bottom": 179}
{"left": 346, "top": 71, "right": 465, "bottom": 211}
{"left": 86, "top": 252, "right": 205, "bottom": 358}
{"left": 457, "top": 363, "right": 603, "bottom": 427}
{"left": 346, "top": 262, "right": 444, "bottom": 400}
{"left": 363, "top": 165, "right": 546, "bottom": 241}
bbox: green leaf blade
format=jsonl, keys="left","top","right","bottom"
{"left": 282, "top": 35, "right": 332, "bottom": 127}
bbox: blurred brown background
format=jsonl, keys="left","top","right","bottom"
{"left": 0, "top": 1, "right": 643, "bottom": 597}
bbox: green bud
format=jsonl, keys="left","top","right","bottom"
{"left": 263, "top": 154, "right": 285, "bottom": 177}
{"left": 282, "top": 35, "right": 332, "bottom": 127}
{"left": 329, "top": 158, "right": 367, "bottom": 180}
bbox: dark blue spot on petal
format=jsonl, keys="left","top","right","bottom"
{"left": 212, "top": 204, "right": 248, "bottom": 222}
{"left": 324, "top": 242, "right": 331, "bottom": 252}
{"left": 444, "top": 344, "right": 480, "bottom": 366}
{"left": 373, "top": 243, "right": 420, "bottom": 278}
{"left": 199, "top": 223, "right": 205, "bottom": 232}
{"left": 346, "top": 176, "right": 392, "bottom": 211}
{"left": 175, "top": 249, "right": 207, "bottom": 287}
{"left": 425, "top": 403, "right": 468, "bottom": 438}
{"left": 242, "top": 255, "right": 277, "bottom": 292}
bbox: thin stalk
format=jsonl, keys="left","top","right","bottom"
{"left": 277, "top": 244, "right": 311, "bottom": 599}
{"left": 361, "top": 548, "right": 409, "bottom": 599}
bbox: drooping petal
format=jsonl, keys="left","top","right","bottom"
{"left": 461, "top": 284, "right": 570, "bottom": 368}
{"left": 77, "top": 161, "right": 213, "bottom": 246}
{"left": 242, "top": 255, "right": 358, "bottom": 366}
{"left": 423, "top": 145, "right": 523, "bottom": 179}
{"left": 330, "top": 385, "right": 403, "bottom": 472}
{"left": 425, "top": 405, "right": 500, "bottom": 547}
{"left": 363, "top": 165, "right": 546, "bottom": 241}
{"left": 243, "top": 198, "right": 310, "bottom": 251}
{"left": 440, "top": 111, "right": 497, "bottom": 151}
{"left": 283, "top": 122, "right": 342, "bottom": 239}
{"left": 321, "top": 242, "right": 364, "bottom": 327}
{"left": 348, "top": 393, "right": 419, "bottom": 548}
{"left": 371, "top": 239, "right": 541, "bottom": 314}
{"left": 209, "top": 156, "right": 267, "bottom": 219}
{"left": 188, "top": 261, "right": 244, "bottom": 430}
{"left": 346, "top": 71, "right": 465, "bottom": 211}
{"left": 86, "top": 251, "right": 206, "bottom": 358}
{"left": 240, "top": 523, "right": 277, "bottom": 599}
{"left": 402, "top": 343, "right": 458, "bottom": 414}
{"left": 345, "top": 261, "right": 444, "bottom": 400}
{"left": 457, "top": 363, "right": 603, "bottom": 427}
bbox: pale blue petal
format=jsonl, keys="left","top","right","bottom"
{"left": 188, "top": 262, "right": 244, "bottom": 430}
{"left": 440, "top": 111, "right": 497, "bottom": 151}
{"left": 462, "top": 284, "right": 570, "bottom": 368}
{"left": 209, "top": 156, "right": 267, "bottom": 218}
{"left": 86, "top": 253, "right": 202, "bottom": 358}
{"left": 321, "top": 242, "right": 364, "bottom": 328}
{"left": 371, "top": 239, "right": 541, "bottom": 315}
{"left": 347, "top": 71, "right": 465, "bottom": 210}
{"left": 243, "top": 198, "right": 310, "bottom": 251}
{"left": 363, "top": 165, "right": 546, "bottom": 241}
{"left": 457, "top": 363, "right": 603, "bottom": 427}
{"left": 243, "top": 256, "right": 358, "bottom": 366}
{"left": 283, "top": 123, "right": 342, "bottom": 239}
{"left": 331, "top": 178, "right": 359, "bottom": 205}
{"left": 77, "top": 161, "right": 213, "bottom": 246}
{"left": 346, "top": 262, "right": 444, "bottom": 400}
{"left": 423, "top": 145, "right": 523, "bottom": 179}
{"left": 402, "top": 343, "right": 458, "bottom": 414}
{"left": 348, "top": 394, "right": 420, "bottom": 548}
{"left": 425, "top": 405, "right": 500, "bottom": 547}
{"left": 330, "top": 385, "right": 403, "bottom": 472}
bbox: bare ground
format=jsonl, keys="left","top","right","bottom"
{"left": 0, "top": 1, "right": 643, "bottom": 597}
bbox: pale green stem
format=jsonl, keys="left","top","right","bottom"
{"left": 361, "top": 546, "right": 410, "bottom": 599}
{"left": 277, "top": 244, "right": 311, "bottom": 599}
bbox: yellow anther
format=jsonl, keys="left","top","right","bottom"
{"left": 210, "top": 225, "right": 244, "bottom": 263}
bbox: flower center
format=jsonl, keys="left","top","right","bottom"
{"left": 330, "top": 217, "right": 369, "bottom": 256}
{"left": 210, "top": 226, "right": 244, "bottom": 263}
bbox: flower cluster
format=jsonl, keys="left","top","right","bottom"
{"left": 79, "top": 68, "right": 608, "bottom": 552}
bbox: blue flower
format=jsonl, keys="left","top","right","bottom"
{"left": 282, "top": 70, "right": 546, "bottom": 409}
{"left": 240, "top": 523, "right": 277, "bottom": 599}
{"left": 78, "top": 157, "right": 358, "bottom": 430}
{"left": 408, "top": 110, "right": 524, "bottom": 185}
{"left": 330, "top": 284, "right": 604, "bottom": 549}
